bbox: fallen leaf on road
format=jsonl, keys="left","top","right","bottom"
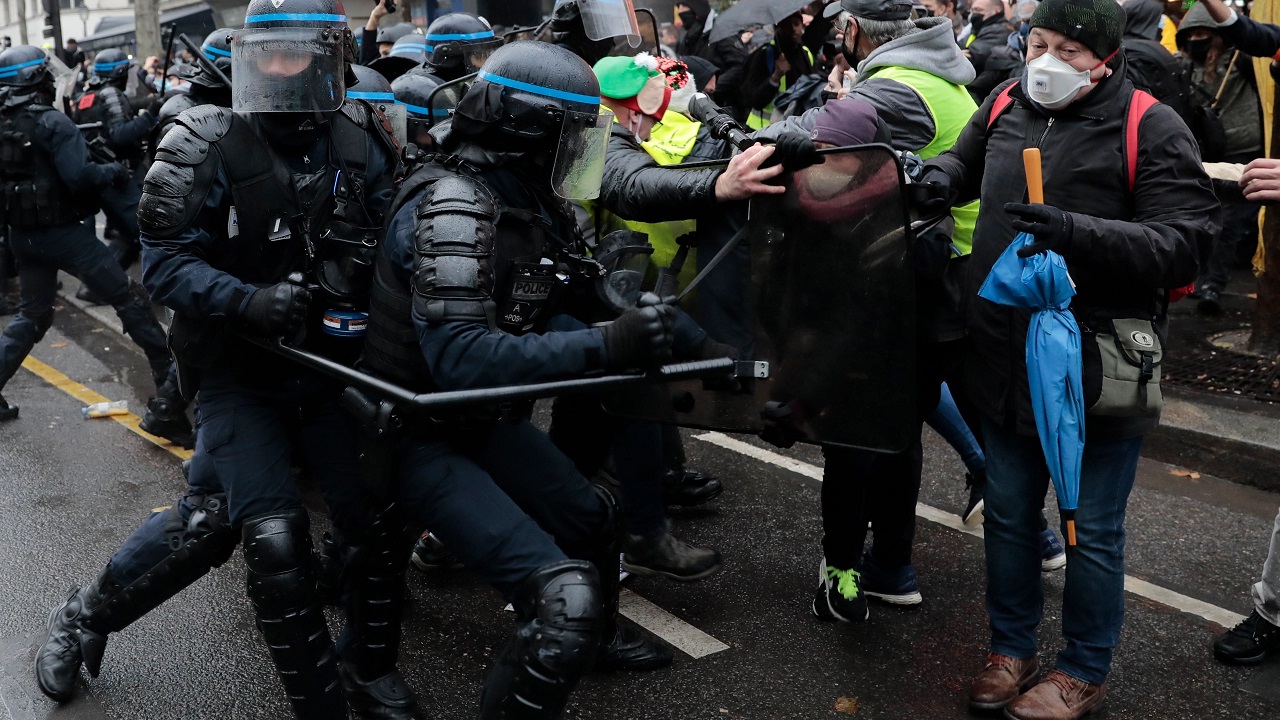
{"left": 834, "top": 696, "right": 860, "bottom": 714}
{"left": 50, "top": 342, "right": 67, "bottom": 348}
{"left": 1170, "top": 469, "right": 1201, "bottom": 480}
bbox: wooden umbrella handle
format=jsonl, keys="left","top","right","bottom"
{"left": 1024, "top": 148, "right": 1044, "bottom": 204}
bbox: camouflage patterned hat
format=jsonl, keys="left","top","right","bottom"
{"left": 1029, "top": 0, "right": 1125, "bottom": 60}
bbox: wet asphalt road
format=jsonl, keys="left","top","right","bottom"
{"left": 0, "top": 293, "right": 1278, "bottom": 720}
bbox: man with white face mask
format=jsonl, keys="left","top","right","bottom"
{"left": 921, "top": 0, "right": 1220, "bottom": 717}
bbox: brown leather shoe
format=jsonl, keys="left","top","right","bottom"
{"left": 1004, "top": 669, "right": 1106, "bottom": 720}
{"left": 969, "top": 653, "right": 1040, "bottom": 711}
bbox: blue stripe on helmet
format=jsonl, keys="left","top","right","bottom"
{"left": 476, "top": 70, "right": 599, "bottom": 107}
{"left": 94, "top": 59, "right": 129, "bottom": 72}
{"left": 245, "top": 12, "right": 347, "bottom": 23}
{"left": 425, "top": 30, "right": 494, "bottom": 41}
{"left": 348, "top": 91, "right": 396, "bottom": 101}
{"left": 398, "top": 101, "right": 451, "bottom": 117}
{"left": 423, "top": 45, "right": 435, "bottom": 53}
{"left": 0, "top": 57, "right": 47, "bottom": 77}
{"left": 202, "top": 45, "right": 231, "bottom": 58}
{"left": 391, "top": 43, "right": 427, "bottom": 56}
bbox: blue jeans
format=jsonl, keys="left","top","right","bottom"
{"left": 926, "top": 382, "right": 985, "bottom": 476}
{"left": 981, "top": 417, "right": 1143, "bottom": 684}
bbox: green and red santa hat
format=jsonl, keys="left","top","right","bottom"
{"left": 592, "top": 52, "right": 673, "bottom": 120}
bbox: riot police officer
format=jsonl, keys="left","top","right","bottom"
{"left": 368, "top": 32, "right": 428, "bottom": 82}
{"left": 421, "top": 13, "right": 502, "bottom": 82}
{"left": 391, "top": 66, "right": 462, "bottom": 147}
{"left": 33, "top": 3, "right": 420, "bottom": 717}
{"left": 540, "top": 0, "right": 642, "bottom": 65}
{"left": 363, "top": 40, "right": 674, "bottom": 718}
{"left": 0, "top": 45, "right": 188, "bottom": 443}
{"left": 150, "top": 27, "right": 234, "bottom": 148}
{"left": 75, "top": 48, "right": 160, "bottom": 276}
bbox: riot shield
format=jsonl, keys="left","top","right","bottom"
{"left": 605, "top": 145, "right": 917, "bottom": 452}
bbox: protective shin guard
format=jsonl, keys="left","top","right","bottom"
{"left": 479, "top": 561, "right": 602, "bottom": 719}
{"left": 337, "top": 505, "right": 422, "bottom": 720}
{"left": 586, "top": 487, "right": 673, "bottom": 673}
{"left": 242, "top": 510, "right": 347, "bottom": 720}
{"left": 80, "top": 493, "right": 237, "bottom": 676}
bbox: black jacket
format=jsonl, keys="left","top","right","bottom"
{"left": 966, "top": 18, "right": 1024, "bottom": 102}
{"left": 739, "top": 39, "right": 817, "bottom": 119}
{"left": 599, "top": 124, "right": 722, "bottom": 223}
{"left": 927, "top": 67, "right": 1220, "bottom": 441}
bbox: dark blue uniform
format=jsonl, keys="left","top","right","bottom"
{"left": 0, "top": 105, "right": 171, "bottom": 397}
{"left": 79, "top": 81, "right": 155, "bottom": 262}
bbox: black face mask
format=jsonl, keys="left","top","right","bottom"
{"left": 969, "top": 13, "right": 987, "bottom": 34}
{"left": 841, "top": 27, "right": 860, "bottom": 66}
{"left": 678, "top": 10, "right": 698, "bottom": 29}
{"left": 1184, "top": 38, "right": 1212, "bottom": 64}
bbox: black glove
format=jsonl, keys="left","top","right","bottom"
{"left": 759, "top": 400, "right": 806, "bottom": 449}
{"left": 109, "top": 163, "right": 131, "bottom": 188}
{"left": 146, "top": 94, "right": 166, "bottom": 117}
{"left": 907, "top": 166, "right": 956, "bottom": 217}
{"left": 763, "top": 132, "right": 820, "bottom": 170}
{"left": 693, "top": 335, "right": 740, "bottom": 361}
{"left": 1007, "top": 203, "right": 1077, "bottom": 258}
{"left": 241, "top": 282, "right": 312, "bottom": 339}
{"left": 601, "top": 292, "right": 676, "bottom": 370}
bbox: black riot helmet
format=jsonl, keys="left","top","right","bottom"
{"left": 184, "top": 27, "right": 234, "bottom": 89}
{"left": 231, "top": 0, "right": 354, "bottom": 113}
{"left": 348, "top": 62, "right": 406, "bottom": 141}
{"left": 367, "top": 32, "right": 428, "bottom": 82}
{"left": 0, "top": 45, "right": 53, "bottom": 108}
{"left": 375, "top": 22, "right": 415, "bottom": 46}
{"left": 547, "top": 0, "right": 641, "bottom": 65}
{"left": 424, "top": 13, "right": 502, "bottom": 80}
{"left": 92, "top": 48, "right": 131, "bottom": 86}
{"left": 454, "top": 41, "right": 612, "bottom": 200}
{"left": 391, "top": 67, "right": 461, "bottom": 145}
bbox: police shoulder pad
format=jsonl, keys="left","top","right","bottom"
{"left": 175, "top": 105, "right": 235, "bottom": 143}
{"left": 340, "top": 98, "right": 371, "bottom": 129}
{"left": 418, "top": 173, "right": 499, "bottom": 220}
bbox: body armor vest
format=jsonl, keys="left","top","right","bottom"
{"left": 0, "top": 105, "right": 100, "bottom": 228}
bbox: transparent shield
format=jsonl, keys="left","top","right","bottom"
{"left": 603, "top": 146, "right": 918, "bottom": 451}
{"left": 594, "top": 229, "right": 655, "bottom": 313}
{"left": 551, "top": 106, "right": 613, "bottom": 200}
{"left": 377, "top": 101, "right": 407, "bottom": 145}
{"left": 579, "top": 0, "right": 642, "bottom": 47}
{"left": 231, "top": 27, "right": 345, "bottom": 113}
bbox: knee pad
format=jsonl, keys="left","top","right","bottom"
{"left": 163, "top": 493, "right": 236, "bottom": 568}
{"left": 516, "top": 560, "right": 602, "bottom": 676}
{"left": 241, "top": 509, "right": 314, "bottom": 615}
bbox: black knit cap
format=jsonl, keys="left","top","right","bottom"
{"left": 1029, "top": 0, "right": 1125, "bottom": 60}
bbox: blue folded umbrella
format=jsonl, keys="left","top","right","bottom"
{"left": 978, "top": 232, "right": 1085, "bottom": 546}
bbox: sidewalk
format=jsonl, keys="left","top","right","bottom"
{"left": 1154, "top": 275, "right": 1280, "bottom": 492}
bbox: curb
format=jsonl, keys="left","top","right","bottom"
{"left": 1145, "top": 391, "right": 1280, "bottom": 493}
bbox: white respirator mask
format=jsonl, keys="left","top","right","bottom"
{"left": 1024, "top": 50, "right": 1111, "bottom": 110}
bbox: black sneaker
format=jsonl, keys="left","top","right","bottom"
{"left": 962, "top": 472, "right": 985, "bottom": 527}
{"left": 74, "top": 284, "right": 106, "bottom": 306}
{"left": 622, "top": 531, "right": 722, "bottom": 582}
{"left": 1214, "top": 610, "right": 1280, "bottom": 665}
{"left": 812, "top": 557, "right": 869, "bottom": 622}
{"left": 409, "top": 532, "right": 464, "bottom": 571}
{"left": 859, "top": 551, "right": 922, "bottom": 606}
{"left": 661, "top": 467, "right": 724, "bottom": 507}
{"left": 0, "top": 394, "right": 17, "bottom": 421}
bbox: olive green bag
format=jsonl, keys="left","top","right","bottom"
{"left": 1085, "top": 318, "right": 1163, "bottom": 418}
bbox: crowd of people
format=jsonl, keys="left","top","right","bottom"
{"left": 0, "top": 0, "right": 1274, "bottom": 718}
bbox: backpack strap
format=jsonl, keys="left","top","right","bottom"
{"left": 986, "top": 82, "right": 1018, "bottom": 130}
{"left": 1125, "top": 89, "right": 1159, "bottom": 192}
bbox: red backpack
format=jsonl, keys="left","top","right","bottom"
{"left": 986, "top": 83, "right": 1193, "bottom": 302}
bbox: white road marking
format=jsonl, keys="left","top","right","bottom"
{"left": 693, "top": 432, "right": 1248, "bottom": 630}
{"left": 619, "top": 589, "right": 731, "bottom": 659}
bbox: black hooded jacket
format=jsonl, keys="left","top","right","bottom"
{"left": 927, "top": 62, "right": 1220, "bottom": 441}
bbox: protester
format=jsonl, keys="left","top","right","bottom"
{"left": 740, "top": 11, "right": 818, "bottom": 127}
{"left": 1177, "top": 1, "right": 1263, "bottom": 315}
{"left": 964, "top": 0, "right": 1026, "bottom": 100}
{"left": 676, "top": 0, "right": 713, "bottom": 57}
{"left": 924, "top": 0, "right": 1220, "bottom": 715}
{"left": 1214, "top": 506, "right": 1280, "bottom": 665}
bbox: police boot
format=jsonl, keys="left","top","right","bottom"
{"left": 74, "top": 284, "right": 107, "bottom": 306}
{"left": 317, "top": 530, "right": 344, "bottom": 606}
{"left": 34, "top": 568, "right": 117, "bottom": 702}
{"left": 589, "top": 504, "right": 673, "bottom": 671}
{"left": 0, "top": 394, "right": 18, "bottom": 421}
{"left": 139, "top": 374, "right": 193, "bottom": 448}
{"left": 479, "top": 561, "right": 602, "bottom": 719}
{"left": 243, "top": 510, "right": 350, "bottom": 720}
{"left": 660, "top": 467, "right": 723, "bottom": 508}
{"left": 335, "top": 507, "right": 424, "bottom": 720}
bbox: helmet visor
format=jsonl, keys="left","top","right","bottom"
{"left": 231, "top": 27, "right": 345, "bottom": 112}
{"left": 552, "top": 106, "right": 613, "bottom": 200}
{"left": 460, "top": 37, "right": 504, "bottom": 73}
{"left": 578, "top": 0, "right": 642, "bottom": 48}
{"left": 379, "top": 101, "right": 407, "bottom": 145}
